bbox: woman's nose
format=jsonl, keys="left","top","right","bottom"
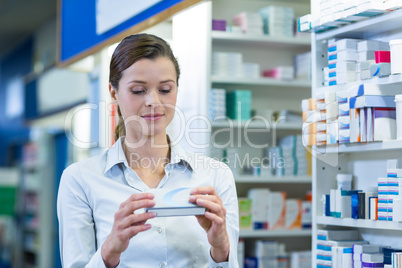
{"left": 145, "top": 90, "right": 161, "bottom": 107}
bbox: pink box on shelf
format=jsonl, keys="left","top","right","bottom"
{"left": 375, "top": 51, "right": 391, "bottom": 63}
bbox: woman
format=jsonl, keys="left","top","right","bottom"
{"left": 57, "top": 33, "right": 239, "bottom": 268}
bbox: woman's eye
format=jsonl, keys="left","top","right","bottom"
{"left": 131, "top": 89, "right": 145, "bottom": 94}
{"left": 160, "top": 86, "right": 171, "bottom": 93}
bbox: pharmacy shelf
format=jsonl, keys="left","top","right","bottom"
{"left": 314, "top": 73, "right": 402, "bottom": 93}
{"left": 317, "top": 216, "right": 402, "bottom": 231}
{"left": 239, "top": 229, "right": 312, "bottom": 238}
{"left": 313, "top": 140, "right": 402, "bottom": 154}
{"left": 316, "top": 8, "right": 402, "bottom": 41}
{"left": 235, "top": 175, "right": 312, "bottom": 184}
{"left": 212, "top": 31, "right": 311, "bottom": 47}
{"left": 211, "top": 120, "right": 302, "bottom": 130}
{"left": 211, "top": 76, "right": 312, "bottom": 88}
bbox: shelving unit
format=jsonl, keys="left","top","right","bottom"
{"left": 172, "top": 0, "right": 313, "bottom": 262}
{"left": 235, "top": 175, "right": 312, "bottom": 184}
{"left": 316, "top": 216, "right": 402, "bottom": 230}
{"left": 211, "top": 76, "right": 312, "bottom": 88}
{"left": 211, "top": 120, "right": 302, "bottom": 130}
{"left": 310, "top": 4, "right": 402, "bottom": 267}
{"left": 314, "top": 140, "right": 402, "bottom": 154}
{"left": 212, "top": 31, "right": 311, "bottom": 47}
{"left": 17, "top": 131, "right": 56, "bottom": 268}
{"left": 240, "top": 229, "right": 312, "bottom": 238}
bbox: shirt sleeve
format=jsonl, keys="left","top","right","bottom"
{"left": 57, "top": 163, "right": 125, "bottom": 268}
{"left": 209, "top": 163, "right": 240, "bottom": 268}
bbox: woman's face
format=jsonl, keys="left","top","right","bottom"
{"left": 111, "top": 57, "right": 178, "bottom": 138}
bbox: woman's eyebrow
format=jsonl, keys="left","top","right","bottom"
{"left": 127, "top": 80, "right": 146, "bottom": 85}
{"left": 160, "top": 79, "right": 175, "bottom": 84}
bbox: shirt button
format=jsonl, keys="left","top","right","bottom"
{"left": 160, "top": 263, "right": 166, "bottom": 268}
{"left": 157, "top": 228, "right": 163, "bottom": 233}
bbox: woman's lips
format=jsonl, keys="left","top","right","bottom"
{"left": 142, "top": 114, "right": 164, "bottom": 121}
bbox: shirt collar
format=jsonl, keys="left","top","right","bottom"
{"left": 104, "top": 136, "right": 195, "bottom": 174}
{"left": 104, "top": 137, "right": 129, "bottom": 174}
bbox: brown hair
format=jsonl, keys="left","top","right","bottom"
{"left": 110, "top": 33, "right": 180, "bottom": 141}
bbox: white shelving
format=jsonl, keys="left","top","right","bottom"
{"left": 240, "top": 229, "right": 312, "bottom": 238}
{"left": 212, "top": 31, "right": 311, "bottom": 47}
{"left": 211, "top": 120, "right": 302, "bottom": 130}
{"left": 235, "top": 175, "right": 312, "bottom": 184}
{"left": 211, "top": 76, "right": 311, "bottom": 88}
{"left": 314, "top": 73, "right": 402, "bottom": 93}
{"left": 316, "top": 8, "right": 402, "bottom": 41}
{"left": 313, "top": 140, "right": 402, "bottom": 153}
{"left": 317, "top": 216, "right": 402, "bottom": 231}
{"left": 310, "top": 4, "right": 402, "bottom": 267}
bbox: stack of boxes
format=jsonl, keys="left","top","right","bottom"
{"left": 211, "top": 51, "right": 261, "bottom": 78}
{"left": 327, "top": 38, "right": 359, "bottom": 86}
{"left": 209, "top": 88, "right": 226, "bottom": 121}
{"left": 294, "top": 52, "right": 312, "bottom": 81}
{"left": 320, "top": 159, "right": 402, "bottom": 222}
{"left": 298, "top": 14, "right": 312, "bottom": 33}
{"left": 212, "top": 19, "right": 226, "bottom": 31}
{"left": 278, "top": 135, "right": 308, "bottom": 176}
{"left": 309, "top": 0, "right": 402, "bottom": 33}
{"left": 325, "top": 92, "right": 339, "bottom": 144}
{"left": 302, "top": 98, "right": 319, "bottom": 146}
{"left": 291, "top": 251, "right": 312, "bottom": 268}
{"left": 315, "top": 93, "right": 328, "bottom": 146}
{"left": 238, "top": 198, "right": 252, "bottom": 230}
{"left": 316, "top": 228, "right": 402, "bottom": 268}
{"left": 211, "top": 52, "right": 243, "bottom": 78}
{"left": 226, "top": 90, "right": 252, "bottom": 121}
{"left": 259, "top": 6, "right": 295, "bottom": 37}
{"left": 378, "top": 159, "right": 402, "bottom": 222}
{"left": 302, "top": 82, "right": 399, "bottom": 146}
{"left": 316, "top": 229, "right": 368, "bottom": 268}
{"left": 242, "top": 63, "right": 260, "bottom": 79}
{"left": 337, "top": 90, "right": 351, "bottom": 144}
{"left": 353, "top": 244, "right": 383, "bottom": 268}
{"left": 246, "top": 188, "right": 308, "bottom": 231}
{"left": 262, "top": 66, "right": 294, "bottom": 80}
{"left": 323, "top": 38, "right": 395, "bottom": 84}
{"left": 357, "top": 40, "right": 390, "bottom": 80}
{"left": 389, "top": 249, "right": 402, "bottom": 268}
{"left": 233, "top": 12, "right": 264, "bottom": 35}
{"left": 349, "top": 83, "right": 398, "bottom": 142}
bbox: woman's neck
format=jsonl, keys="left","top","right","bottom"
{"left": 123, "top": 132, "right": 171, "bottom": 171}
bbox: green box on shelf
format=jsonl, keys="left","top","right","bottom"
{"left": 226, "top": 90, "right": 252, "bottom": 120}
{"left": 0, "top": 187, "right": 17, "bottom": 216}
{"left": 239, "top": 198, "right": 252, "bottom": 213}
{"left": 239, "top": 214, "right": 252, "bottom": 229}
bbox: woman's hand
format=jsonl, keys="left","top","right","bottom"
{"left": 101, "top": 193, "right": 156, "bottom": 268}
{"left": 189, "top": 186, "right": 230, "bottom": 263}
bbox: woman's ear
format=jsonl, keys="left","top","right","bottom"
{"left": 109, "top": 83, "right": 119, "bottom": 106}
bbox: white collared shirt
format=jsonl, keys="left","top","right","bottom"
{"left": 57, "top": 137, "right": 239, "bottom": 268}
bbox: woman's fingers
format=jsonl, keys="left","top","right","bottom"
{"left": 120, "top": 193, "right": 154, "bottom": 210}
{"left": 120, "top": 223, "right": 153, "bottom": 239}
{"left": 115, "top": 198, "right": 155, "bottom": 220}
{"left": 191, "top": 186, "right": 217, "bottom": 196}
{"left": 196, "top": 198, "right": 224, "bottom": 215}
{"left": 117, "top": 212, "right": 156, "bottom": 230}
{"left": 189, "top": 194, "right": 222, "bottom": 205}
{"left": 204, "top": 211, "right": 225, "bottom": 225}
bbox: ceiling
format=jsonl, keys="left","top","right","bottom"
{"left": 0, "top": 0, "right": 57, "bottom": 59}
